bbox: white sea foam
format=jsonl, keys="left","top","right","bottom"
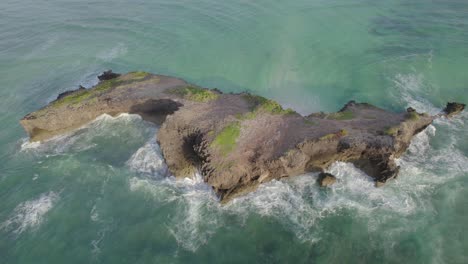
{"left": 126, "top": 138, "right": 169, "bottom": 178}
{"left": 129, "top": 173, "right": 221, "bottom": 252}
{"left": 391, "top": 73, "right": 440, "bottom": 114}
{"left": 20, "top": 113, "right": 154, "bottom": 155}
{"left": 90, "top": 204, "right": 99, "bottom": 222}
{"left": 20, "top": 139, "right": 41, "bottom": 150}
{"left": 168, "top": 185, "right": 220, "bottom": 252}
{"left": 1, "top": 191, "right": 58, "bottom": 235}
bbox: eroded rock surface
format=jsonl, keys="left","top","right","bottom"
{"left": 21, "top": 71, "right": 465, "bottom": 202}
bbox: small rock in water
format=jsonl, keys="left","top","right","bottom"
{"left": 98, "top": 70, "right": 120, "bottom": 81}
{"left": 443, "top": 102, "right": 465, "bottom": 118}
{"left": 317, "top": 172, "right": 337, "bottom": 187}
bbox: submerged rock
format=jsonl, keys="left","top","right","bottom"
{"left": 317, "top": 173, "right": 337, "bottom": 187}
{"left": 20, "top": 71, "right": 465, "bottom": 203}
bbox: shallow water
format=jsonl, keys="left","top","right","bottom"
{"left": 1, "top": 0, "right": 467, "bottom": 263}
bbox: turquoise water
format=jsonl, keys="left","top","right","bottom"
{"left": 1, "top": 0, "right": 467, "bottom": 263}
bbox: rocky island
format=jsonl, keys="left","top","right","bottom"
{"left": 21, "top": 71, "right": 465, "bottom": 202}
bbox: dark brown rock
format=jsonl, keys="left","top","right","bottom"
{"left": 317, "top": 173, "right": 337, "bottom": 187}
{"left": 98, "top": 70, "right": 120, "bottom": 81}
{"left": 443, "top": 102, "right": 465, "bottom": 118}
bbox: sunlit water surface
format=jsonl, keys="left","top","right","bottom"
{"left": 1, "top": 0, "right": 467, "bottom": 263}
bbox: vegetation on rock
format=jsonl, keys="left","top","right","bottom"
{"left": 53, "top": 72, "right": 153, "bottom": 107}
{"left": 170, "top": 86, "right": 219, "bottom": 102}
{"left": 406, "top": 111, "right": 420, "bottom": 120}
{"left": 241, "top": 94, "right": 296, "bottom": 117}
{"left": 211, "top": 122, "right": 241, "bottom": 156}
{"left": 327, "top": 111, "right": 355, "bottom": 120}
{"left": 319, "top": 129, "right": 348, "bottom": 140}
{"left": 384, "top": 126, "right": 399, "bottom": 136}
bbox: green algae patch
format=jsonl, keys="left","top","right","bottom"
{"left": 384, "top": 126, "right": 399, "bottom": 136}
{"left": 52, "top": 79, "right": 118, "bottom": 107}
{"left": 119, "top": 71, "right": 151, "bottom": 81}
{"left": 52, "top": 89, "right": 93, "bottom": 107}
{"left": 406, "top": 111, "right": 420, "bottom": 121}
{"left": 128, "top": 71, "right": 150, "bottom": 79}
{"left": 211, "top": 122, "right": 241, "bottom": 156}
{"left": 319, "top": 129, "right": 348, "bottom": 141}
{"left": 51, "top": 73, "right": 156, "bottom": 108}
{"left": 170, "top": 86, "right": 219, "bottom": 102}
{"left": 242, "top": 94, "right": 296, "bottom": 116}
{"left": 327, "top": 111, "right": 355, "bottom": 120}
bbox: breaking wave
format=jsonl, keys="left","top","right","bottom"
{"left": 126, "top": 138, "right": 169, "bottom": 178}
{"left": 1, "top": 191, "right": 59, "bottom": 235}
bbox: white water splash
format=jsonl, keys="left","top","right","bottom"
{"left": 391, "top": 73, "right": 440, "bottom": 114}
{"left": 1, "top": 191, "right": 59, "bottom": 235}
{"left": 168, "top": 173, "right": 221, "bottom": 252}
{"left": 20, "top": 139, "right": 41, "bottom": 150}
{"left": 20, "top": 113, "right": 154, "bottom": 155}
{"left": 129, "top": 173, "right": 221, "bottom": 252}
{"left": 126, "top": 138, "right": 169, "bottom": 178}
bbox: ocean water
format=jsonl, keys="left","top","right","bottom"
{"left": 1, "top": 0, "right": 467, "bottom": 263}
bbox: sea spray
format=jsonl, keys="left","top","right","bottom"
{"left": 126, "top": 138, "right": 169, "bottom": 178}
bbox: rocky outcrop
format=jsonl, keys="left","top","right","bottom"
{"left": 317, "top": 173, "right": 337, "bottom": 187}
{"left": 443, "top": 102, "right": 465, "bottom": 117}
{"left": 98, "top": 70, "right": 121, "bottom": 81}
{"left": 20, "top": 71, "right": 465, "bottom": 203}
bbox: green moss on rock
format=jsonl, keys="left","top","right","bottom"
{"left": 319, "top": 129, "right": 348, "bottom": 141}
{"left": 211, "top": 122, "right": 241, "bottom": 156}
{"left": 242, "top": 94, "right": 296, "bottom": 116}
{"left": 127, "top": 71, "right": 150, "bottom": 80}
{"left": 52, "top": 89, "right": 93, "bottom": 106}
{"left": 170, "top": 86, "right": 219, "bottom": 102}
{"left": 327, "top": 111, "right": 355, "bottom": 120}
{"left": 52, "top": 73, "right": 155, "bottom": 107}
{"left": 406, "top": 112, "right": 420, "bottom": 120}
{"left": 384, "top": 126, "right": 399, "bottom": 136}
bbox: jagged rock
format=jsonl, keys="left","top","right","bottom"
{"left": 443, "top": 102, "right": 465, "bottom": 117}
{"left": 19, "top": 71, "right": 465, "bottom": 203}
{"left": 98, "top": 70, "right": 120, "bottom": 81}
{"left": 317, "top": 173, "right": 337, "bottom": 187}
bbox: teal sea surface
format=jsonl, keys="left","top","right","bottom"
{"left": 1, "top": 0, "right": 467, "bottom": 263}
